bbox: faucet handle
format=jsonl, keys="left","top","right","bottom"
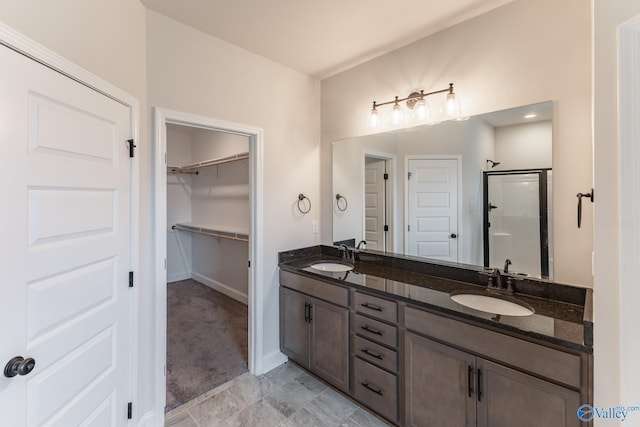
{"left": 505, "top": 275, "right": 524, "bottom": 293}
{"left": 478, "top": 269, "right": 496, "bottom": 287}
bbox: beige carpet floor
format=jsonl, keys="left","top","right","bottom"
{"left": 166, "top": 279, "right": 248, "bottom": 411}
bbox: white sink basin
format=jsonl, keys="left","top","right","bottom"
{"left": 310, "top": 262, "right": 354, "bottom": 272}
{"left": 450, "top": 291, "right": 534, "bottom": 316}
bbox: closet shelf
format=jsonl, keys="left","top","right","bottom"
{"left": 167, "top": 152, "right": 249, "bottom": 174}
{"left": 172, "top": 222, "right": 249, "bottom": 243}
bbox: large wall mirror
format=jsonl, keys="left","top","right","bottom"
{"left": 332, "top": 101, "right": 553, "bottom": 279}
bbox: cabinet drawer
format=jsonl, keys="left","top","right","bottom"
{"left": 354, "top": 291, "right": 397, "bottom": 323}
{"left": 354, "top": 335, "right": 397, "bottom": 373}
{"left": 405, "top": 306, "right": 582, "bottom": 389}
{"left": 280, "top": 270, "right": 349, "bottom": 307}
{"left": 353, "top": 357, "right": 398, "bottom": 423}
{"left": 354, "top": 314, "right": 397, "bottom": 348}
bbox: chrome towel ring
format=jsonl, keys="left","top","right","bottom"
{"left": 297, "top": 193, "right": 311, "bottom": 214}
{"left": 335, "top": 194, "right": 348, "bottom": 212}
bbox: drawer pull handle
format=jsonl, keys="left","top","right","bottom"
{"left": 467, "top": 365, "right": 473, "bottom": 397}
{"left": 361, "top": 348, "right": 383, "bottom": 360}
{"left": 361, "top": 302, "right": 383, "bottom": 312}
{"left": 361, "top": 325, "right": 383, "bottom": 336}
{"left": 361, "top": 382, "right": 384, "bottom": 396}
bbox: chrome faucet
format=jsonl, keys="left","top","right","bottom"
{"left": 504, "top": 259, "right": 512, "bottom": 274}
{"left": 479, "top": 266, "right": 515, "bottom": 295}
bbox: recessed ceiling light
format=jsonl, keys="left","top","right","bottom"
{"left": 524, "top": 113, "right": 537, "bottom": 119}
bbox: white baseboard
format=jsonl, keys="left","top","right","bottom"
{"left": 167, "top": 271, "right": 191, "bottom": 283}
{"left": 261, "top": 350, "right": 288, "bottom": 375}
{"left": 191, "top": 272, "right": 248, "bottom": 305}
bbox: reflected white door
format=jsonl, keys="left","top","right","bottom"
{"left": 407, "top": 159, "right": 458, "bottom": 261}
{"left": 0, "top": 45, "right": 132, "bottom": 426}
{"left": 364, "top": 157, "right": 387, "bottom": 251}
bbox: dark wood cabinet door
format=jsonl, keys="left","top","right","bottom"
{"left": 404, "top": 332, "right": 476, "bottom": 427}
{"left": 309, "top": 296, "right": 350, "bottom": 391}
{"left": 280, "top": 287, "right": 309, "bottom": 367}
{"left": 476, "top": 358, "right": 582, "bottom": 427}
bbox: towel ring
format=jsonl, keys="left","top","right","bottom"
{"left": 335, "top": 194, "right": 348, "bottom": 212}
{"left": 297, "top": 193, "right": 311, "bottom": 214}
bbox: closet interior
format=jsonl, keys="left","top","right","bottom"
{"left": 165, "top": 124, "right": 250, "bottom": 411}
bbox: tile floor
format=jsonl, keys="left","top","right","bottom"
{"left": 165, "top": 361, "right": 392, "bottom": 427}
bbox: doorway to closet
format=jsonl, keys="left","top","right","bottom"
{"left": 153, "top": 108, "right": 264, "bottom": 421}
{"left": 165, "top": 124, "right": 250, "bottom": 411}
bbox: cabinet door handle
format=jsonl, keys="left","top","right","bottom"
{"left": 468, "top": 365, "right": 473, "bottom": 397}
{"left": 361, "top": 382, "right": 384, "bottom": 396}
{"left": 477, "top": 369, "right": 482, "bottom": 402}
{"left": 361, "top": 325, "right": 383, "bottom": 336}
{"left": 304, "top": 303, "right": 310, "bottom": 323}
{"left": 308, "top": 303, "right": 313, "bottom": 322}
{"left": 361, "top": 302, "right": 383, "bottom": 312}
{"left": 361, "top": 347, "right": 383, "bottom": 360}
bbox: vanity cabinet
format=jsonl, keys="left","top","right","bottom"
{"left": 352, "top": 291, "right": 399, "bottom": 423}
{"left": 404, "top": 306, "right": 585, "bottom": 427}
{"left": 279, "top": 271, "right": 350, "bottom": 391}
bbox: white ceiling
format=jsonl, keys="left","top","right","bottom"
{"left": 141, "top": 0, "right": 514, "bottom": 79}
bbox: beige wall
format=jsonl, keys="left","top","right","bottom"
{"left": 146, "top": 4, "right": 321, "bottom": 398}
{"left": 321, "top": 0, "right": 592, "bottom": 287}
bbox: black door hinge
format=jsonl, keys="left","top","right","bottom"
{"left": 127, "top": 402, "right": 133, "bottom": 419}
{"left": 248, "top": 260, "right": 251, "bottom": 268}
{"left": 384, "top": 225, "right": 389, "bottom": 232}
{"left": 129, "top": 271, "right": 134, "bottom": 288}
{"left": 128, "top": 139, "right": 136, "bottom": 158}
{"left": 408, "top": 172, "right": 412, "bottom": 180}
{"left": 383, "top": 173, "right": 389, "bottom": 180}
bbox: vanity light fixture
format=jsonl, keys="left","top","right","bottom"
{"left": 369, "top": 83, "right": 460, "bottom": 128}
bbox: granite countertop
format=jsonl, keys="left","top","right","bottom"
{"left": 279, "top": 246, "right": 593, "bottom": 354}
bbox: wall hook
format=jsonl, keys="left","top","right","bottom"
{"left": 576, "top": 189, "right": 594, "bottom": 228}
{"left": 297, "top": 193, "right": 311, "bottom": 214}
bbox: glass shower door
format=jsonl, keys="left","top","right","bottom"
{"left": 483, "top": 170, "right": 550, "bottom": 278}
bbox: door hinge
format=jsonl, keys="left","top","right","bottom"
{"left": 408, "top": 225, "right": 411, "bottom": 232}
{"left": 408, "top": 172, "right": 412, "bottom": 180}
{"left": 383, "top": 173, "right": 389, "bottom": 180}
{"left": 248, "top": 260, "right": 251, "bottom": 268}
{"left": 127, "top": 139, "right": 136, "bottom": 158}
{"left": 384, "top": 225, "right": 389, "bottom": 232}
{"left": 127, "top": 402, "right": 133, "bottom": 419}
{"left": 129, "top": 271, "right": 134, "bottom": 288}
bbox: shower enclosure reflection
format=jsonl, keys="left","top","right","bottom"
{"left": 483, "top": 170, "right": 553, "bottom": 279}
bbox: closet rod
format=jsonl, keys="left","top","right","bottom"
{"left": 168, "top": 152, "right": 249, "bottom": 174}
{"left": 172, "top": 223, "right": 249, "bottom": 243}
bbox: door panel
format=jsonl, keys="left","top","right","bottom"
{"left": 0, "top": 45, "right": 131, "bottom": 426}
{"left": 407, "top": 159, "right": 458, "bottom": 261}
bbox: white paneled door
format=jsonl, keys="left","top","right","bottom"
{"left": 364, "top": 157, "right": 387, "bottom": 251}
{"left": 0, "top": 45, "right": 133, "bottom": 426}
{"left": 407, "top": 158, "right": 459, "bottom": 261}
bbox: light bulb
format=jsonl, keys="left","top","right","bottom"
{"left": 414, "top": 99, "right": 430, "bottom": 122}
{"left": 391, "top": 103, "right": 403, "bottom": 125}
{"left": 369, "top": 108, "right": 379, "bottom": 128}
{"left": 446, "top": 92, "right": 461, "bottom": 116}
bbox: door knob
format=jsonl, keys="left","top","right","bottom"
{"left": 450, "top": 233, "right": 457, "bottom": 239}
{"left": 4, "top": 356, "right": 36, "bottom": 378}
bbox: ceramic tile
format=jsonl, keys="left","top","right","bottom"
{"left": 219, "top": 400, "right": 287, "bottom": 427}
{"left": 295, "top": 371, "right": 328, "bottom": 394}
{"left": 279, "top": 407, "right": 329, "bottom": 427}
{"left": 226, "top": 374, "right": 279, "bottom": 408}
{"left": 263, "top": 361, "right": 304, "bottom": 388}
{"left": 264, "top": 380, "right": 318, "bottom": 418}
{"left": 187, "top": 390, "right": 242, "bottom": 427}
{"left": 165, "top": 411, "right": 198, "bottom": 427}
{"left": 349, "top": 408, "right": 392, "bottom": 427}
{"left": 305, "top": 388, "right": 359, "bottom": 426}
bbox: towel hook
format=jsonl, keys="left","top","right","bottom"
{"left": 576, "top": 189, "right": 594, "bottom": 228}
{"left": 335, "top": 194, "right": 348, "bottom": 212}
{"left": 297, "top": 193, "right": 311, "bottom": 214}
